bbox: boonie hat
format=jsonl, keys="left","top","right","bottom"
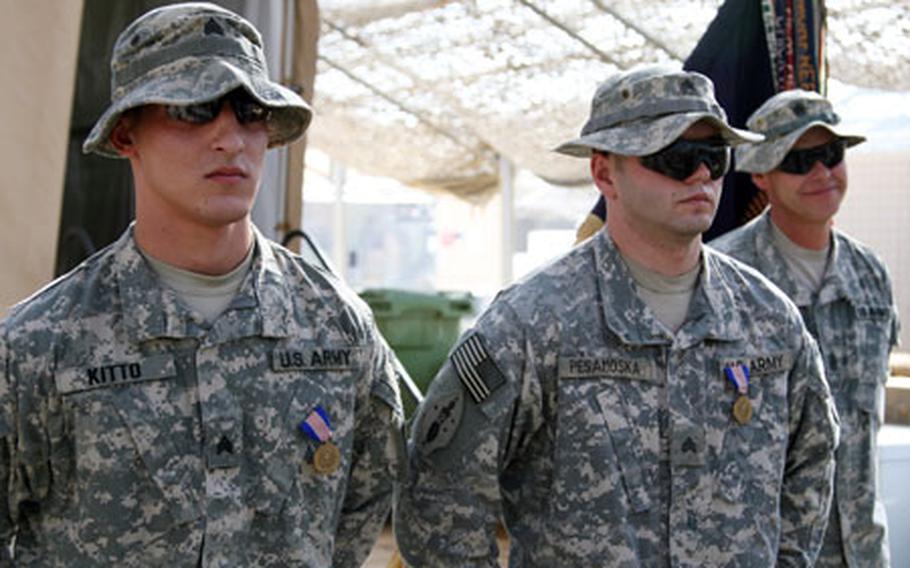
{"left": 555, "top": 66, "right": 762, "bottom": 158}
{"left": 735, "top": 89, "right": 865, "bottom": 173}
{"left": 83, "top": 2, "right": 312, "bottom": 158}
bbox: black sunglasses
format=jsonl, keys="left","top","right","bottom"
{"left": 777, "top": 139, "right": 845, "bottom": 175}
{"left": 639, "top": 137, "right": 731, "bottom": 182}
{"left": 165, "top": 89, "right": 271, "bottom": 125}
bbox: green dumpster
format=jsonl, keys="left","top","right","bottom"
{"left": 359, "top": 289, "right": 475, "bottom": 416}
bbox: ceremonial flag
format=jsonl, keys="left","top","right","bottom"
{"left": 685, "top": 0, "right": 826, "bottom": 241}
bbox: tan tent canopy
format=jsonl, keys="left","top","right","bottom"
{"left": 311, "top": 0, "right": 910, "bottom": 199}
{"left": 2, "top": 0, "right": 908, "bottom": 311}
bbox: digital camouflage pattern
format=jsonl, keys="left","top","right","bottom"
{"left": 396, "top": 229, "right": 839, "bottom": 567}
{"left": 735, "top": 89, "right": 865, "bottom": 174}
{"left": 554, "top": 65, "right": 762, "bottom": 158}
{"left": 83, "top": 2, "right": 312, "bottom": 157}
{"left": 712, "top": 211, "right": 899, "bottom": 568}
{"left": 0, "top": 226, "right": 404, "bottom": 567}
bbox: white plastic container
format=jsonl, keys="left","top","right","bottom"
{"left": 880, "top": 424, "right": 910, "bottom": 565}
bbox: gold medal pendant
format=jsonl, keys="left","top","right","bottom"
{"left": 733, "top": 395, "right": 753, "bottom": 425}
{"left": 313, "top": 442, "right": 342, "bottom": 474}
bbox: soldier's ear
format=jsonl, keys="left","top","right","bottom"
{"left": 591, "top": 152, "right": 618, "bottom": 200}
{"left": 751, "top": 172, "right": 771, "bottom": 192}
{"left": 109, "top": 111, "right": 138, "bottom": 157}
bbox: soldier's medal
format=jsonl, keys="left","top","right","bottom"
{"left": 723, "top": 363, "right": 752, "bottom": 425}
{"left": 298, "top": 405, "right": 341, "bottom": 475}
{"left": 313, "top": 442, "right": 342, "bottom": 474}
{"left": 733, "top": 395, "right": 753, "bottom": 425}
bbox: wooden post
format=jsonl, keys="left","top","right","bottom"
{"left": 281, "top": 0, "right": 319, "bottom": 251}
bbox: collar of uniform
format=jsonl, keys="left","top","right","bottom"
{"left": 751, "top": 211, "right": 810, "bottom": 305}
{"left": 116, "top": 224, "right": 195, "bottom": 341}
{"left": 593, "top": 230, "right": 745, "bottom": 345}
{"left": 592, "top": 230, "right": 670, "bottom": 345}
{"left": 248, "top": 225, "right": 292, "bottom": 338}
{"left": 590, "top": 230, "right": 739, "bottom": 346}
{"left": 198, "top": 227, "right": 293, "bottom": 344}
{"left": 816, "top": 229, "right": 863, "bottom": 306}
{"left": 683, "top": 248, "right": 748, "bottom": 346}
{"left": 753, "top": 211, "right": 855, "bottom": 307}
{"left": 115, "top": 224, "right": 292, "bottom": 342}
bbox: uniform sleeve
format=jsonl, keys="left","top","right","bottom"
{"left": 331, "top": 329, "right": 404, "bottom": 568}
{"left": 879, "top": 258, "right": 901, "bottom": 351}
{"left": 0, "top": 323, "right": 15, "bottom": 563}
{"left": 777, "top": 331, "right": 839, "bottom": 567}
{"left": 394, "top": 302, "right": 540, "bottom": 567}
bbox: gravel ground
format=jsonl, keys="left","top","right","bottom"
{"left": 361, "top": 525, "right": 397, "bottom": 567}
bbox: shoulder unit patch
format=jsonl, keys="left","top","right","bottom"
{"left": 419, "top": 389, "right": 464, "bottom": 455}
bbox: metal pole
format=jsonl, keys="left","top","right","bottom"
{"left": 499, "top": 155, "right": 514, "bottom": 286}
{"left": 331, "top": 159, "right": 348, "bottom": 280}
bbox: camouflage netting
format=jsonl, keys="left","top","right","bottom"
{"left": 309, "top": 0, "right": 910, "bottom": 200}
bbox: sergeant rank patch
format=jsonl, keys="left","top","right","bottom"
{"left": 450, "top": 334, "right": 506, "bottom": 404}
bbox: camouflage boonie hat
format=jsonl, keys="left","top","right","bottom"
{"left": 735, "top": 89, "right": 865, "bottom": 173}
{"left": 555, "top": 66, "right": 762, "bottom": 158}
{"left": 83, "top": 2, "right": 312, "bottom": 158}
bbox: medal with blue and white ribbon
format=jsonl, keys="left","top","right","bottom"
{"left": 299, "top": 405, "right": 341, "bottom": 474}
{"left": 724, "top": 363, "right": 752, "bottom": 424}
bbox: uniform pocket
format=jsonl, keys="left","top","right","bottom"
{"left": 712, "top": 357, "right": 789, "bottom": 507}
{"left": 596, "top": 389, "right": 652, "bottom": 513}
{"left": 248, "top": 344, "right": 362, "bottom": 518}
{"left": 56, "top": 364, "right": 201, "bottom": 545}
{"left": 243, "top": 345, "right": 363, "bottom": 567}
{"left": 850, "top": 302, "right": 892, "bottom": 420}
{"left": 856, "top": 303, "right": 892, "bottom": 366}
{"left": 552, "top": 377, "right": 650, "bottom": 521}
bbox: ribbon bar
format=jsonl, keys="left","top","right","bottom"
{"left": 724, "top": 364, "right": 750, "bottom": 395}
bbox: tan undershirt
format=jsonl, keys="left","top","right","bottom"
{"left": 140, "top": 245, "right": 255, "bottom": 323}
{"left": 770, "top": 221, "right": 830, "bottom": 296}
{"left": 621, "top": 253, "right": 701, "bottom": 334}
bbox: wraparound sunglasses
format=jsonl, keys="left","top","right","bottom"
{"left": 639, "top": 137, "right": 731, "bottom": 181}
{"left": 165, "top": 89, "right": 271, "bottom": 125}
{"left": 777, "top": 139, "right": 845, "bottom": 175}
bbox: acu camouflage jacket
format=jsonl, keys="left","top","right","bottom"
{"left": 0, "top": 226, "right": 403, "bottom": 567}
{"left": 397, "top": 229, "right": 839, "bottom": 568}
{"left": 712, "top": 210, "right": 899, "bottom": 568}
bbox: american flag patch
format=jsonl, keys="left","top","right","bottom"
{"left": 451, "top": 334, "right": 506, "bottom": 404}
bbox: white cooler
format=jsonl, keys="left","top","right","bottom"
{"left": 880, "top": 424, "right": 910, "bottom": 566}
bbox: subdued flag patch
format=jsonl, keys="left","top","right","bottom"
{"left": 450, "top": 334, "right": 507, "bottom": 404}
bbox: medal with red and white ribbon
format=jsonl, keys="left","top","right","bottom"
{"left": 299, "top": 405, "right": 341, "bottom": 474}
{"left": 724, "top": 363, "right": 752, "bottom": 424}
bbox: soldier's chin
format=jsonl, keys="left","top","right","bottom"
{"left": 677, "top": 215, "right": 715, "bottom": 238}
{"left": 198, "top": 208, "right": 254, "bottom": 228}
{"left": 697, "top": 210, "right": 719, "bottom": 233}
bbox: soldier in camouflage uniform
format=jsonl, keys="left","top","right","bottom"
{"left": 711, "top": 90, "right": 899, "bottom": 568}
{"left": 395, "top": 67, "right": 840, "bottom": 567}
{"left": 0, "top": 3, "right": 403, "bottom": 566}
